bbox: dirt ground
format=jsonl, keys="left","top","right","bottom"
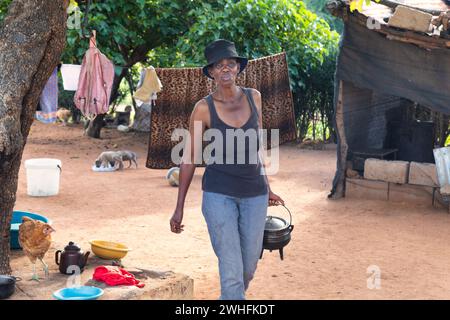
{"left": 10, "top": 121, "right": 450, "bottom": 300}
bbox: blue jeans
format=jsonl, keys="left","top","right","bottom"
{"left": 202, "top": 191, "right": 269, "bottom": 300}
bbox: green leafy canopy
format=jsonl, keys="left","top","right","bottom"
{"left": 151, "top": 0, "right": 339, "bottom": 93}
{"left": 1, "top": 0, "right": 340, "bottom": 141}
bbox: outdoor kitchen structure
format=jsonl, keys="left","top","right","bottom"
{"left": 327, "top": 0, "right": 450, "bottom": 210}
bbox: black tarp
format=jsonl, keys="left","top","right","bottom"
{"left": 337, "top": 22, "right": 450, "bottom": 113}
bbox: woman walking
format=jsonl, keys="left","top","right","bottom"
{"left": 170, "top": 39, "right": 284, "bottom": 300}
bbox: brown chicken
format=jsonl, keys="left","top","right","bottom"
{"left": 19, "top": 217, "right": 55, "bottom": 281}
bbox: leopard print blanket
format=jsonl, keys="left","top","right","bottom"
{"left": 147, "top": 52, "right": 297, "bottom": 169}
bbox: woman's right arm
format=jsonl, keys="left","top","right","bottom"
{"left": 170, "top": 100, "right": 208, "bottom": 234}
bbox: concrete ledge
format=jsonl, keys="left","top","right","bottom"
{"left": 85, "top": 268, "right": 194, "bottom": 300}
{"left": 9, "top": 249, "right": 194, "bottom": 300}
{"left": 408, "top": 162, "right": 438, "bottom": 187}
{"left": 388, "top": 183, "right": 433, "bottom": 205}
{"left": 364, "top": 159, "right": 409, "bottom": 184}
{"left": 345, "top": 178, "right": 388, "bottom": 201}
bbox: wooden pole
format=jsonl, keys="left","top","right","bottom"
{"left": 329, "top": 81, "right": 349, "bottom": 199}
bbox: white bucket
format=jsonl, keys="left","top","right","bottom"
{"left": 24, "top": 158, "right": 62, "bottom": 197}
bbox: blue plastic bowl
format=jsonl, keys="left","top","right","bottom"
{"left": 53, "top": 286, "right": 104, "bottom": 300}
{"left": 10, "top": 211, "right": 52, "bottom": 250}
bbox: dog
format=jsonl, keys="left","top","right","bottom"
{"left": 56, "top": 108, "right": 71, "bottom": 126}
{"left": 95, "top": 150, "right": 138, "bottom": 170}
{"left": 117, "top": 150, "right": 138, "bottom": 169}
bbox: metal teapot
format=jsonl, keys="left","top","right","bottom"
{"left": 55, "top": 241, "right": 90, "bottom": 275}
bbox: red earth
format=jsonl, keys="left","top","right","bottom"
{"left": 11, "top": 121, "right": 450, "bottom": 299}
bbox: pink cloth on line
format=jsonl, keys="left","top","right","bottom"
{"left": 74, "top": 33, "right": 114, "bottom": 119}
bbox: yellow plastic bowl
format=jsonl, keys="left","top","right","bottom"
{"left": 89, "top": 240, "right": 131, "bottom": 260}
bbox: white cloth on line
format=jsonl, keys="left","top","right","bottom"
{"left": 61, "top": 64, "right": 82, "bottom": 91}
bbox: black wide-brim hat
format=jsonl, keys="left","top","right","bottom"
{"left": 202, "top": 39, "right": 248, "bottom": 79}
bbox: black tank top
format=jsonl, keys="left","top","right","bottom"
{"left": 201, "top": 87, "right": 268, "bottom": 198}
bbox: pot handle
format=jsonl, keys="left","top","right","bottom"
{"left": 14, "top": 276, "right": 22, "bottom": 282}
{"left": 55, "top": 250, "right": 61, "bottom": 265}
{"left": 282, "top": 205, "right": 293, "bottom": 227}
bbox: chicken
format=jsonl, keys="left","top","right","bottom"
{"left": 18, "top": 217, "right": 55, "bottom": 281}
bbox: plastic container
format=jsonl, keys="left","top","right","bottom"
{"left": 89, "top": 240, "right": 131, "bottom": 260}
{"left": 24, "top": 158, "right": 61, "bottom": 196}
{"left": 10, "top": 211, "right": 52, "bottom": 249}
{"left": 53, "top": 286, "right": 104, "bottom": 300}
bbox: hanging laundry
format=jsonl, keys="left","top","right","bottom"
{"left": 35, "top": 67, "right": 58, "bottom": 124}
{"left": 133, "top": 66, "right": 162, "bottom": 106}
{"left": 60, "top": 64, "right": 81, "bottom": 91}
{"left": 150, "top": 92, "right": 158, "bottom": 106}
{"left": 74, "top": 31, "right": 115, "bottom": 119}
{"left": 92, "top": 266, "right": 145, "bottom": 288}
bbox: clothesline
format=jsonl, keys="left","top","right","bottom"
{"left": 60, "top": 47, "right": 301, "bottom": 95}
{"left": 111, "top": 47, "right": 301, "bottom": 72}
{"left": 37, "top": 50, "right": 294, "bottom": 127}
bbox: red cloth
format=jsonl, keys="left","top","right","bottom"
{"left": 93, "top": 266, "right": 145, "bottom": 288}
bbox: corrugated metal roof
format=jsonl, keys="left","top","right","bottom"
{"left": 361, "top": 0, "right": 448, "bottom": 18}
{"left": 328, "top": 0, "right": 450, "bottom": 48}
{"left": 358, "top": 0, "right": 449, "bottom": 27}
{"left": 401, "top": 0, "right": 448, "bottom": 11}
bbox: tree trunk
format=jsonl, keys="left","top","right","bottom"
{"left": 131, "top": 104, "right": 152, "bottom": 132}
{"left": 329, "top": 81, "right": 348, "bottom": 199}
{"left": 85, "top": 114, "right": 105, "bottom": 139}
{"left": 0, "top": 0, "right": 67, "bottom": 274}
{"left": 126, "top": 72, "right": 137, "bottom": 112}
{"left": 110, "top": 68, "right": 129, "bottom": 107}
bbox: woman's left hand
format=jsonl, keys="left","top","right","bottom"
{"left": 268, "top": 190, "right": 285, "bottom": 206}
